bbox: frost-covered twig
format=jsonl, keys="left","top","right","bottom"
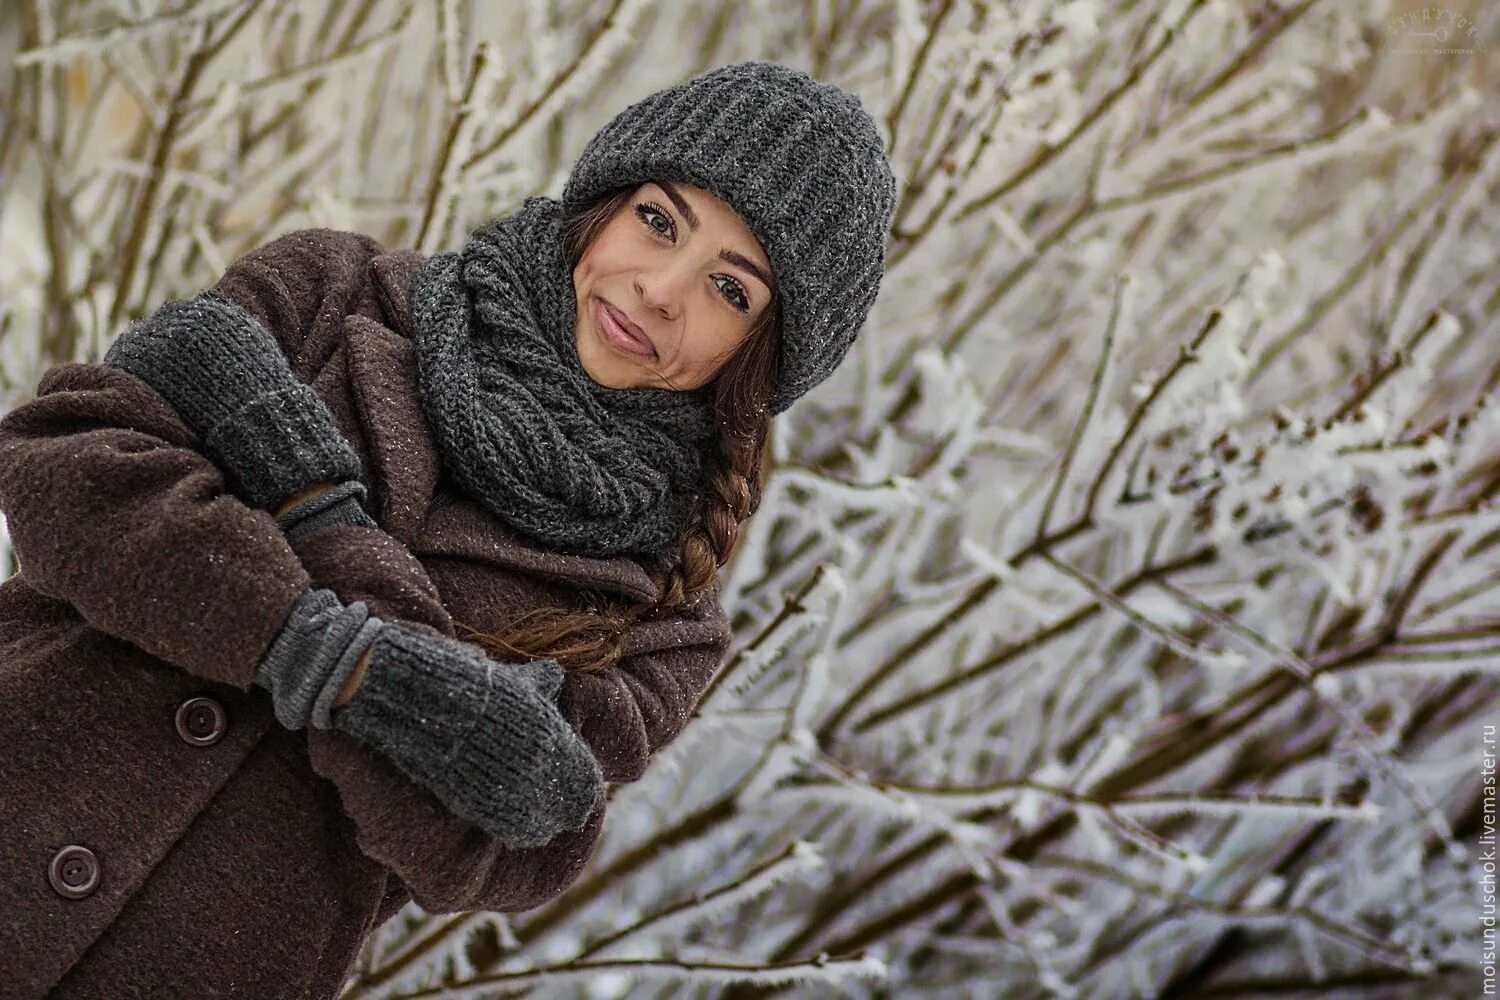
{"left": 104, "top": 0, "right": 263, "bottom": 334}
{"left": 12, "top": 0, "right": 257, "bottom": 67}
{"left": 1147, "top": 575, "right": 1466, "bottom": 864}
{"left": 415, "top": 41, "right": 499, "bottom": 251}
{"left": 1032, "top": 854, "right": 1433, "bottom": 974}
{"left": 577, "top": 841, "right": 826, "bottom": 961}
{"left": 836, "top": 545, "right": 1215, "bottom": 738}
{"left": 457, "top": 0, "right": 647, "bottom": 175}
{"left": 380, "top": 949, "right": 888, "bottom": 998}
{"left": 947, "top": 0, "right": 1212, "bottom": 226}
{"left": 1037, "top": 274, "right": 1128, "bottom": 543}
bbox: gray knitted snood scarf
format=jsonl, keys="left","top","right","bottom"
{"left": 410, "top": 195, "right": 720, "bottom": 564}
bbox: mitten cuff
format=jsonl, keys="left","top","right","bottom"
{"left": 255, "top": 587, "right": 383, "bottom": 732}
{"left": 276, "top": 479, "right": 379, "bottom": 543}
{"left": 310, "top": 613, "right": 386, "bottom": 731}
{"left": 205, "top": 382, "right": 365, "bottom": 510}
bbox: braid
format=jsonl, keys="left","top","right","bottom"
{"left": 643, "top": 410, "right": 767, "bottom": 619}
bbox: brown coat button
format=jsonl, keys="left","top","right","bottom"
{"left": 48, "top": 845, "right": 100, "bottom": 899}
{"left": 175, "top": 696, "right": 228, "bottom": 746}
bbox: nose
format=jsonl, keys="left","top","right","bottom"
{"left": 635, "top": 260, "right": 694, "bottom": 321}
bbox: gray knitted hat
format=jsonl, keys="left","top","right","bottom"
{"left": 562, "top": 60, "right": 898, "bottom": 417}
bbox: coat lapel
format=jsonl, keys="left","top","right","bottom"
{"left": 342, "top": 315, "right": 440, "bottom": 546}
{"left": 369, "top": 249, "right": 426, "bottom": 340}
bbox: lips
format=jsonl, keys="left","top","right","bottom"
{"left": 600, "top": 298, "right": 655, "bottom": 356}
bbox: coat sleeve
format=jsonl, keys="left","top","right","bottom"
{"left": 0, "top": 228, "right": 385, "bottom": 688}
{"left": 0, "top": 361, "right": 312, "bottom": 689}
{"left": 288, "top": 523, "right": 608, "bottom": 914}
{"left": 556, "top": 582, "right": 734, "bottom": 785}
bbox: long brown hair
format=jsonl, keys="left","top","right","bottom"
{"left": 451, "top": 184, "right": 782, "bottom": 673}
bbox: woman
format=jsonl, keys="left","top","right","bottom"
{"left": 0, "top": 61, "right": 895, "bottom": 997}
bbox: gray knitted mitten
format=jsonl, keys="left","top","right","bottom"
{"left": 102, "top": 289, "right": 364, "bottom": 511}
{"left": 255, "top": 587, "right": 602, "bottom": 849}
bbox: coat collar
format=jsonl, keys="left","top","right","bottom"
{"left": 354, "top": 251, "right": 662, "bottom": 605}
{"left": 370, "top": 250, "right": 425, "bottom": 340}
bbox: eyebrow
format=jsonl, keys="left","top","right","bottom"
{"left": 655, "top": 180, "right": 774, "bottom": 293}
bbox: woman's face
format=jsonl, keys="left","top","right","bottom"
{"left": 573, "top": 180, "right": 774, "bottom": 391}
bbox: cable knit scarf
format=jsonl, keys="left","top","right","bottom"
{"left": 409, "top": 195, "right": 720, "bottom": 565}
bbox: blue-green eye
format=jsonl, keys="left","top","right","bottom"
{"left": 637, "top": 201, "right": 674, "bottom": 239}
{"left": 714, "top": 275, "right": 750, "bottom": 312}
{"left": 634, "top": 201, "right": 752, "bottom": 314}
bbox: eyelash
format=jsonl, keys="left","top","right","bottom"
{"left": 634, "top": 201, "right": 752, "bottom": 313}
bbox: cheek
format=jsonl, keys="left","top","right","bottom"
{"left": 689, "top": 323, "right": 739, "bottom": 367}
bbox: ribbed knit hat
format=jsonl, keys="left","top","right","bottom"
{"left": 562, "top": 60, "right": 898, "bottom": 417}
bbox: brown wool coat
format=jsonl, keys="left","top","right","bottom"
{"left": 0, "top": 230, "right": 734, "bottom": 999}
